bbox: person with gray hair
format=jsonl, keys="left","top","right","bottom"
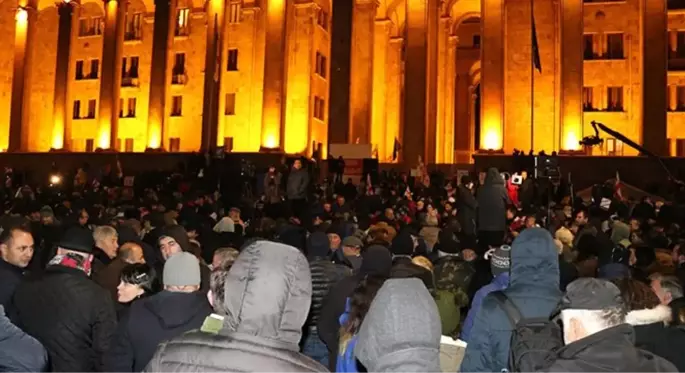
{"left": 211, "top": 247, "right": 239, "bottom": 271}
{"left": 543, "top": 278, "right": 677, "bottom": 372}
{"left": 144, "top": 241, "right": 326, "bottom": 372}
{"left": 93, "top": 225, "right": 119, "bottom": 276}
{"left": 650, "top": 273, "right": 684, "bottom": 306}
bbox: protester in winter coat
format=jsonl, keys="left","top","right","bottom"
{"left": 433, "top": 236, "right": 475, "bottom": 337}
{"left": 11, "top": 227, "right": 117, "bottom": 371}
{"left": 461, "top": 245, "right": 511, "bottom": 342}
{"left": 460, "top": 228, "right": 561, "bottom": 372}
{"left": 318, "top": 245, "right": 393, "bottom": 370}
{"left": 615, "top": 278, "right": 685, "bottom": 371}
{"left": 302, "top": 232, "right": 351, "bottom": 366}
{"left": 94, "top": 242, "right": 146, "bottom": 302}
{"left": 354, "top": 278, "right": 441, "bottom": 372}
{"left": 157, "top": 225, "right": 211, "bottom": 293}
{"left": 0, "top": 305, "right": 48, "bottom": 372}
{"left": 144, "top": 241, "right": 327, "bottom": 372}
{"left": 456, "top": 176, "right": 477, "bottom": 240}
{"left": 0, "top": 224, "right": 34, "bottom": 309}
{"left": 544, "top": 278, "right": 677, "bottom": 372}
{"left": 105, "top": 252, "right": 211, "bottom": 372}
{"left": 476, "top": 168, "right": 509, "bottom": 252}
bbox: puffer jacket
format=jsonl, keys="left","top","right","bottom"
{"left": 307, "top": 257, "right": 351, "bottom": 332}
{"left": 460, "top": 228, "right": 562, "bottom": 372}
{"left": 144, "top": 241, "right": 327, "bottom": 372}
{"left": 461, "top": 272, "right": 509, "bottom": 343}
{"left": 476, "top": 168, "right": 510, "bottom": 232}
{"left": 11, "top": 264, "right": 117, "bottom": 372}
{"left": 0, "top": 305, "right": 48, "bottom": 372}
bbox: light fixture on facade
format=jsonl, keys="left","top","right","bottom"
{"left": 15, "top": 7, "right": 28, "bottom": 23}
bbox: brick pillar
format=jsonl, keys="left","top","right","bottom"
{"left": 8, "top": 2, "right": 37, "bottom": 152}
{"left": 98, "top": 0, "right": 126, "bottom": 149}
{"left": 51, "top": 1, "right": 74, "bottom": 150}
{"left": 260, "top": 0, "right": 286, "bottom": 150}
{"left": 642, "top": 0, "right": 668, "bottom": 156}
{"left": 480, "top": 0, "right": 504, "bottom": 151}
{"left": 348, "top": 0, "right": 376, "bottom": 145}
{"left": 560, "top": 0, "right": 583, "bottom": 151}
{"left": 147, "top": 0, "right": 176, "bottom": 149}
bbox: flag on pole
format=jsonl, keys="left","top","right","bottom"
{"left": 392, "top": 138, "right": 402, "bottom": 161}
{"left": 532, "top": 13, "right": 542, "bottom": 73}
{"left": 213, "top": 14, "right": 220, "bottom": 83}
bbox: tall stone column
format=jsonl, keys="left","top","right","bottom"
{"left": 8, "top": 1, "right": 37, "bottom": 152}
{"left": 201, "top": 0, "right": 224, "bottom": 151}
{"left": 480, "top": 0, "right": 504, "bottom": 150}
{"left": 147, "top": 0, "right": 176, "bottom": 149}
{"left": 51, "top": 1, "right": 74, "bottom": 150}
{"left": 442, "top": 34, "right": 458, "bottom": 163}
{"left": 98, "top": 0, "right": 126, "bottom": 149}
{"left": 560, "top": 0, "right": 583, "bottom": 151}
{"left": 260, "top": 0, "right": 287, "bottom": 149}
{"left": 669, "top": 85, "right": 677, "bottom": 111}
{"left": 642, "top": 0, "right": 668, "bottom": 156}
{"left": 435, "top": 16, "right": 454, "bottom": 163}
{"left": 371, "top": 19, "right": 389, "bottom": 161}
{"left": 348, "top": 0, "right": 376, "bottom": 145}
{"left": 386, "top": 36, "right": 403, "bottom": 162}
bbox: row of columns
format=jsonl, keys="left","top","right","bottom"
{"left": 8, "top": 0, "right": 307, "bottom": 152}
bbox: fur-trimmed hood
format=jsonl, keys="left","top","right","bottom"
{"left": 626, "top": 305, "right": 672, "bottom": 326}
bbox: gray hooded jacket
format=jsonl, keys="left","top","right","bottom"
{"left": 144, "top": 241, "right": 327, "bottom": 372}
{"left": 355, "top": 278, "right": 441, "bottom": 372}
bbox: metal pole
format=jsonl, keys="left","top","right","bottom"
{"left": 530, "top": 0, "right": 535, "bottom": 153}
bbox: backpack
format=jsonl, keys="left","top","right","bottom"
{"left": 492, "top": 291, "right": 563, "bottom": 373}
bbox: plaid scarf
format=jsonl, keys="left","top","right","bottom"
{"left": 48, "top": 252, "right": 92, "bottom": 276}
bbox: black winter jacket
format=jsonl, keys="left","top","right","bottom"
{"left": 11, "top": 265, "right": 117, "bottom": 372}
{"left": 628, "top": 305, "right": 685, "bottom": 372}
{"left": 476, "top": 168, "right": 509, "bottom": 232}
{"left": 0, "top": 258, "right": 24, "bottom": 309}
{"left": 105, "top": 290, "right": 211, "bottom": 372}
{"left": 306, "top": 258, "right": 350, "bottom": 332}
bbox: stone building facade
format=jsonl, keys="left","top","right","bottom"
{"left": 0, "top": 0, "right": 331, "bottom": 154}
{"left": 2, "top": 0, "right": 685, "bottom": 163}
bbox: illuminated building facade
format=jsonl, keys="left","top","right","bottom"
{"left": 0, "top": 0, "right": 331, "bottom": 154}
{"left": 2, "top": 0, "right": 685, "bottom": 163}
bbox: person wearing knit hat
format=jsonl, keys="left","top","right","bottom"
{"left": 489, "top": 245, "right": 511, "bottom": 277}
{"left": 105, "top": 251, "right": 211, "bottom": 371}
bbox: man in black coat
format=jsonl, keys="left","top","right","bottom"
{"left": 457, "top": 175, "right": 477, "bottom": 239}
{"left": 476, "top": 167, "right": 510, "bottom": 254}
{"left": 0, "top": 224, "right": 34, "bottom": 309}
{"left": 11, "top": 226, "right": 117, "bottom": 372}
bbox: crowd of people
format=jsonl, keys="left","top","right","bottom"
{"left": 1, "top": 156, "right": 685, "bottom": 372}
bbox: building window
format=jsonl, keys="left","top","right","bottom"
{"left": 73, "top": 100, "right": 81, "bottom": 119}
{"left": 606, "top": 33, "right": 624, "bottom": 59}
{"left": 89, "top": 59, "right": 99, "bottom": 79}
{"left": 225, "top": 93, "right": 236, "bottom": 115}
{"left": 169, "top": 137, "right": 181, "bottom": 152}
{"left": 124, "top": 13, "right": 142, "bottom": 41}
{"left": 227, "top": 49, "right": 238, "bottom": 71}
{"left": 175, "top": 8, "right": 190, "bottom": 36}
{"left": 315, "top": 52, "right": 327, "bottom": 78}
{"left": 677, "top": 86, "right": 685, "bottom": 111}
{"left": 126, "top": 98, "right": 136, "bottom": 117}
{"left": 87, "top": 99, "right": 96, "bottom": 118}
{"left": 313, "top": 96, "right": 325, "bottom": 120}
{"left": 583, "top": 34, "right": 596, "bottom": 60}
{"left": 605, "top": 138, "right": 624, "bottom": 156}
{"left": 172, "top": 53, "right": 185, "bottom": 84}
{"left": 75, "top": 60, "right": 84, "bottom": 80}
{"left": 677, "top": 139, "right": 685, "bottom": 156}
{"left": 124, "top": 138, "right": 134, "bottom": 152}
{"left": 677, "top": 32, "right": 685, "bottom": 59}
{"left": 316, "top": 8, "right": 328, "bottom": 31}
{"left": 171, "top": 96, "right": 182, "bottom": 116}
{"left": 228, "top": 2, "right": 241, "bottom": 23}
{"left": 606, "top": 87, "right": 624, "bottom": 112}
{"left": 78, "top": 17, "right": 102, "bottom": 37}
{"left": 472, "top": 34, "right": 481, "bottom": 48}
{"left": 583, "top": 87, "right": 595, "bottom": 111}
{"left": 122, "top": 56, "right": 139, "bottom": 86}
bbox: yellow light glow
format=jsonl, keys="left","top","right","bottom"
{"left": 264, "top": 134, "right": 277, "bottom": 149}
{"left": 147, "top": 122, "right": 161, "bottom": 149}
{"left": 563, "top": 131, "right": 580, "bottom": 151}
{"left": 483, "top": 129, "right": 502, "bottom": 150}
{"left": 15, "top": 8, "right": 27, "bottom": 23}
{"left": 52, "top": 131, "right": 64, "bottom": 149}
{"left": 98, "top": 131, "right": 110, "bottom": 149}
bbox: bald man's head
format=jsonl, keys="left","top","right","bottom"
{"left": 118, "top": 242, "right": 145, "bottom": 264}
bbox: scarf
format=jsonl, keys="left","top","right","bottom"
{"left": 48, "top": 252, "right": 92, "bottom": 276}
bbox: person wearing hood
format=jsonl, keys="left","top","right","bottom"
{"left": 157, "top": 225, "right": 210, "bottom": 293}
{"left": 476, "top": 167, "right": 510, "bottom": 254}
{"left": 105, "top": 252, "right": 212, "bottom": 372}
{"left": 461, "top": 245, "right": 511, "bottom": 342}
{"left": 456, "top": 175, "right": 477, "bottom": 240}
{"left": 354, "top": 278, "right": 441, "bottom": 372}
{"left": 318, "top": 245, "right": 393, "bottom": 370}
{"left": 303, "top": 232, "right": 351, "bottom": 366}
{"left": 615, "top": 278, "right": 685, "bottom": 371}
{"left": 460, "top": 228, "right": 562, "bottom": 372}
{"left": 144, "top": 241, "right": 326, "bottom": 372}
